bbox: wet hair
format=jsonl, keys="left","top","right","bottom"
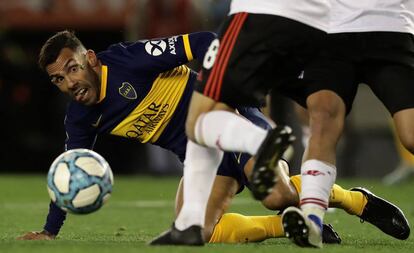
{"left": 38, "top": 30, "right": 85, "bottom": 71}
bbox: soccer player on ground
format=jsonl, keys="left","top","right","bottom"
{"left": 17, "top": 30, "right": 409, "bottom": 244}
{"left": 279, "top": 0, "right": 414, "bottom": 248}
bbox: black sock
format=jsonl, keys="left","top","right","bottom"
{"left": 43, "top": 201, "right": 67, "bottom": 235}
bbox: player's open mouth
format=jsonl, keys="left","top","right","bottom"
{"left": 74, "top": 88, "right": 89, "bottom": 103}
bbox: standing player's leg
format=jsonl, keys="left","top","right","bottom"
{"left": 183, "top": 14, "right": 295, "bottom": 204}
{"left": 150, "top": 14, "right": 295, "bottom": 246}
{"left": 280, "top": 51, "right": 358, "bottom": 248}
{"left": 281, "top": 90, "right": 344, "bottom": 248}
{"left": 364, "top": 40, "right": 414, "bottom": 180}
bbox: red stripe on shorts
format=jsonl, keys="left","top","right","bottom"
{"left": 204, "top": 12, "right": 248, "bottom": 100}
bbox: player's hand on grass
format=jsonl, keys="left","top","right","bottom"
{"left": 16, "top": 230, "right": 56, "bottom": 240}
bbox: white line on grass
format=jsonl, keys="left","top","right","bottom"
{"left": 0, "top": 198, "right": 256, "bottom": 209}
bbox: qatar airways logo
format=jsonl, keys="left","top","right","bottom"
{"left": 145, "top": 40, "right": 167, "bottom": 56}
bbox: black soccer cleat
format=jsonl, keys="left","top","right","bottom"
{"left": 282, "top": 206, "right": 323, "bottom": 248}
{"left": 250, "top": 125, "right": 295, "bottom": 200}
{"left": 351, "top": 187, "right": 410, "bottom": 240}
{"left": 149, "top": 223, "right": 204, "bottom": 246}
{"left": 322, "top": 224, "right": 342, "bottom": 244}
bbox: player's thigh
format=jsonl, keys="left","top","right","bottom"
{"left": 363, "top": 32, "right": 414, "bottom": 116}
{"left": 195, "top": 14, "right": 324, "bottom": 111}
{"left": 185, "top": 91, "right": 233, "bottom": 141}
{"left": 363, "top": 41, "right": 414, "bottom": 152}
{"left": 366, "top": 64, "right": 414, "bottom": 116}
{"left": 303, "top": 54, "right": 356, "bottom": 117}
{"left": 193, "top": 13, "right": 267, "bottom": 108}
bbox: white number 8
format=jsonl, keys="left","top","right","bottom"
{"left": 203, "top": 39, "right": 220, "bottom": 70}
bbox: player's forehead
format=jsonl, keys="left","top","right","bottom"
{"left": 46, "top": 47, "right": 79, "bottom": 75}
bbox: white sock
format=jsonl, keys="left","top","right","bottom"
{"left": 175, "top": 140, "right": 224, "bottom": 230}
{"left": 194, "top": 110, "right": 267, "bottom": 155}
{"left": 300, "top": 159, "right": 337, "bottom": 220}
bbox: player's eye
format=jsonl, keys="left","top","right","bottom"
{"left": 52, "top": 76, "right": 64, "bottom": 85}
{"left": 70, "top": 65, "right": 79, "bottom": 73}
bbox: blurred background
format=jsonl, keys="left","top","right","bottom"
{"left": 0, "top": 0, "right": 412, "bottom": 184}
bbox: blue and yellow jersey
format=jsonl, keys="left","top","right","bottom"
{"left": 64, "top": 32, "right": 215, "bottom": 160}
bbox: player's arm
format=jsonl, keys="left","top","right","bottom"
{"left": 185, "top": 32, "right": 217, "bottom": 62}
{"left": 43, "top": 119, "right": 98, "bottom": 235}
{"left": 17, "top": 116, "right": 98, "bottom": 240}
{"left": 114, "top": 31, "right": 216, "bottom": 73}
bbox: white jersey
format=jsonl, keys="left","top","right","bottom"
{"left": 329, "top": 0, "right": 414, "bottom": 34}
{"left": 229, "top": 0, "right": 330, "bottom": 32}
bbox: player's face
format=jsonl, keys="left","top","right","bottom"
{"left": 46, "top": 48, "right": 100, "bottom": 106}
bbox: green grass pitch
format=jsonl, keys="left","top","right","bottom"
{"left": 0, "top": 174, "right": 413, "bottom": 253}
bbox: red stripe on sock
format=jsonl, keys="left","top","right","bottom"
{"left": 300, "top": 198, "right": 328, "bottom": 209}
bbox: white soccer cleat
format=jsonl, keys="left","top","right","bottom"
{"left": 282, "top": 206, "right": 323, "bottom": 248}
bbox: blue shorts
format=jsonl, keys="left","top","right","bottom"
{"left": 216, "top": 107, "right": 273, "bottom": 193}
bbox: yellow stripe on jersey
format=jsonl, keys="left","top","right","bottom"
{"left": 183, "top": 34, "right": 194, "bottom": 61}
{"left": 98, "top": 65, "right": 108, "bottom": 103}
{"left": 110, "top": 65, "right": 190, "bottom": 143}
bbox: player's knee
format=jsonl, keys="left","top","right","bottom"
{"left": 307, "top": 91, "right": 345, "bottom": 121}
{"left": 308, "top": 102, "right": 344, "bottom": 125}
{"left": 261, "top": 190, "right": 296, "bottom": 210}
{"left": 261, "top": 195, "right": 282, "bottom": 210}
{"left": 307, "top": 93, "right": 345, "bottom": 137}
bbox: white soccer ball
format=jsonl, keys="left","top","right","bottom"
{"left": 47, "top": 149, "right": 114, "bottom": 214}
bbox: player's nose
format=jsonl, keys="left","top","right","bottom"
{"left": 66, "top": 76, "right": 78, "bottom": 89}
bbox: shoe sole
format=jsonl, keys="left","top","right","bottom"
{"left": 282, "top": 207, "right": 322, "bottom": 248}
{"left": 251, "top": 126, "right": 295, "bottom": 200}
{"left": 283, "top": 209, "right": 313, "bottom": 247}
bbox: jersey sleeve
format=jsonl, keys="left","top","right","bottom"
{"left": 65, "top": 120, "right": 97, "bottom": 150}
{"left": 187, "top": 31, "right": 217, "bottom": 61}
{"left": 101, "top": 31, "right": 216, "bottom": 74}
{"left": 64, "top": 105, "right": 98, "bottom": 151}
